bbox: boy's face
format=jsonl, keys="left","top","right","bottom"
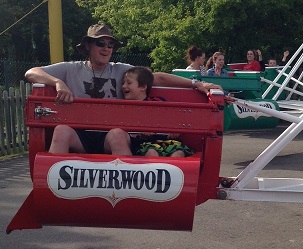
{"left": 268, "top": 59, "right": 277, "bottom": 67}
{"left": 122, "top": 72, "right": 147, "bottom": 100}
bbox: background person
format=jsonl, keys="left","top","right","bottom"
{"left": 243, "top": 49, "right": 265, "bottom": 71}
{"left": 267, "top": 58, "right": 278, "bottom": 67}
{"left": 206, "top": 52, "right": 228, "bottom": 77}
{"left": 185, "top": 45, "right": 207, "bottom": 75}
{"left": 268, "top": 50, "right": 290, "bottom": 67}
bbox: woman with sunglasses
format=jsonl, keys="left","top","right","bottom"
{"left": 25, "top": 23, "right": 222, "bottom": 156}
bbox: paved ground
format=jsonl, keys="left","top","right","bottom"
{"left": 1, "top": 123, "right": 303, "bottom": 249}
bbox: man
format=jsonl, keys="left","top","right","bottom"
{"left": 25, "top": 23, "right": 221, "bottom": 155}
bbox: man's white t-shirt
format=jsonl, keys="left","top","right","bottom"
{"left": 42, "top": 61, "right": 133, "bottom": 99}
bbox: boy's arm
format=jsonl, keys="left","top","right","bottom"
{"left": 152, "top": 72, "right": 222, "bottom": 94}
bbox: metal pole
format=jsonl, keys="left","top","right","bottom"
{"left": 48, "top": 0, "right": 64, "bottom": 63}
{"left": 262, "top": 43, "right": 303, "bottom": 99}
{"left": 231, "top": 115, "right": 303, "bottom": 189}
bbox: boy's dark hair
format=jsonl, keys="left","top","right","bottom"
{"left": 268, "top": 57, "right": 278, "bottom": 63}
{"left": 124, "top": 66, "right": 154, "bottom": 96}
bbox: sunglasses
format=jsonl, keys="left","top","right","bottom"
{"left": 95, "top": 40, "right": 115, "bottom": 49}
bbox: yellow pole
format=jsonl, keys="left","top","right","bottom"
{"left": 48, "top": 0, "right": 64, "bottom": 63}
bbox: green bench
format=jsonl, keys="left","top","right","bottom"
{"left": 172, "top": 69, "right": 280, "bottom": 130}
{"left": 172, "top": 69, "right": 264, "bottom": 99}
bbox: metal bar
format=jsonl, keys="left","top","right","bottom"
{"left": 227, "top": 98, "right": 303, "bottom": 189}
{"left": 233, "top": 98, "right": 302, "bottom": 123}
{"left": 272, "top": 52, "right": 303, "bottom": 100}
{"left": 262, "top": 43, "right": 303, "bottom": 98}
{"left": 260, "top": 77, "right": 303, "bottom": 97}
{"left": 225, "top": 177, "right": 303, "bottom": 203}
{"left": 231, "top": 115, "right": 303, "bottom": 189}
{"left": 284, "top": 70, "right": 303, "bottom": 100}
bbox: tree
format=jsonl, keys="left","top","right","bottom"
{"left": 0, "top": 0, "right": 95, "bottom": 62}
{"left": 76, "top": 0, "right": 303, "bottom": 72}
{"left": 0, "top": 0, "right": 48, "bottom": 61}
{"left": 2, "top": 0, "right": 302, "bottom": 70}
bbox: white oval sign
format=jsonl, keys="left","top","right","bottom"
{"left": 47, "top": 159, "right": 184, "bottom": 207}
{"left": 233, "top": 101, "right": 277, "bottom": 120}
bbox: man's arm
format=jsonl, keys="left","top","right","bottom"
{"left": 152, "top": 72, "right": 222, "bottom": 95}
{"left": 25, "top": 67, "right": 73, "bottom": 103}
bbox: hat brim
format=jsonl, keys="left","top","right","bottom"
{"left": 76, "top": 35, "right": 124, "bottom": 56}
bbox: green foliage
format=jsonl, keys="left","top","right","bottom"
{"left": 0, "top": 0, "right": 48, "bottom": 61}
{"left": 61, "top": 0, "right": 96, "bottom": 60}
{"left": 76, "top": 0, "right": 303, "bottom": 72}
{"left": 0, "top": 0, "right": 95, "bottom": 62}
{"left": 1, "top": 0, "right": 303, "bottom": 72}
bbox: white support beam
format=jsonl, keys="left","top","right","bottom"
{"left": 222, "top": 98, "right": 303, "bottom": 200}
{"left": 222, "top": 177, "right": 303, "bottom": 203}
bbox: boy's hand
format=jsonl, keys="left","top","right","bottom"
{"left": 194, "top": 81, "right": 223, "bottom": 95}
{"left": 167, "top": 133, "right": 180, "bottom": 139}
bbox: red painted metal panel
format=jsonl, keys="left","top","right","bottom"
{"left": 26, "top": 97, "right": 223, "bottom": 134}
{"left": 7, "top": 153, "right": 200, "bottom": 232}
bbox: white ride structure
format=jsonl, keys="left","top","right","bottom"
{"left": 221, "top": 43, "right": 303, "bottom": 203}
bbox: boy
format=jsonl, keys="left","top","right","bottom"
{"left": 122, "top": 66, "right": 193, "bottom": 157}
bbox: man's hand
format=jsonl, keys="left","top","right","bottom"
{"left": 55, "top": 80, "right": 74, "bottom": 103}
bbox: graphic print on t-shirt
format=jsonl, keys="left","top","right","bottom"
{"left": 83, "top": 77, "right": 117, "bottom": 98}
